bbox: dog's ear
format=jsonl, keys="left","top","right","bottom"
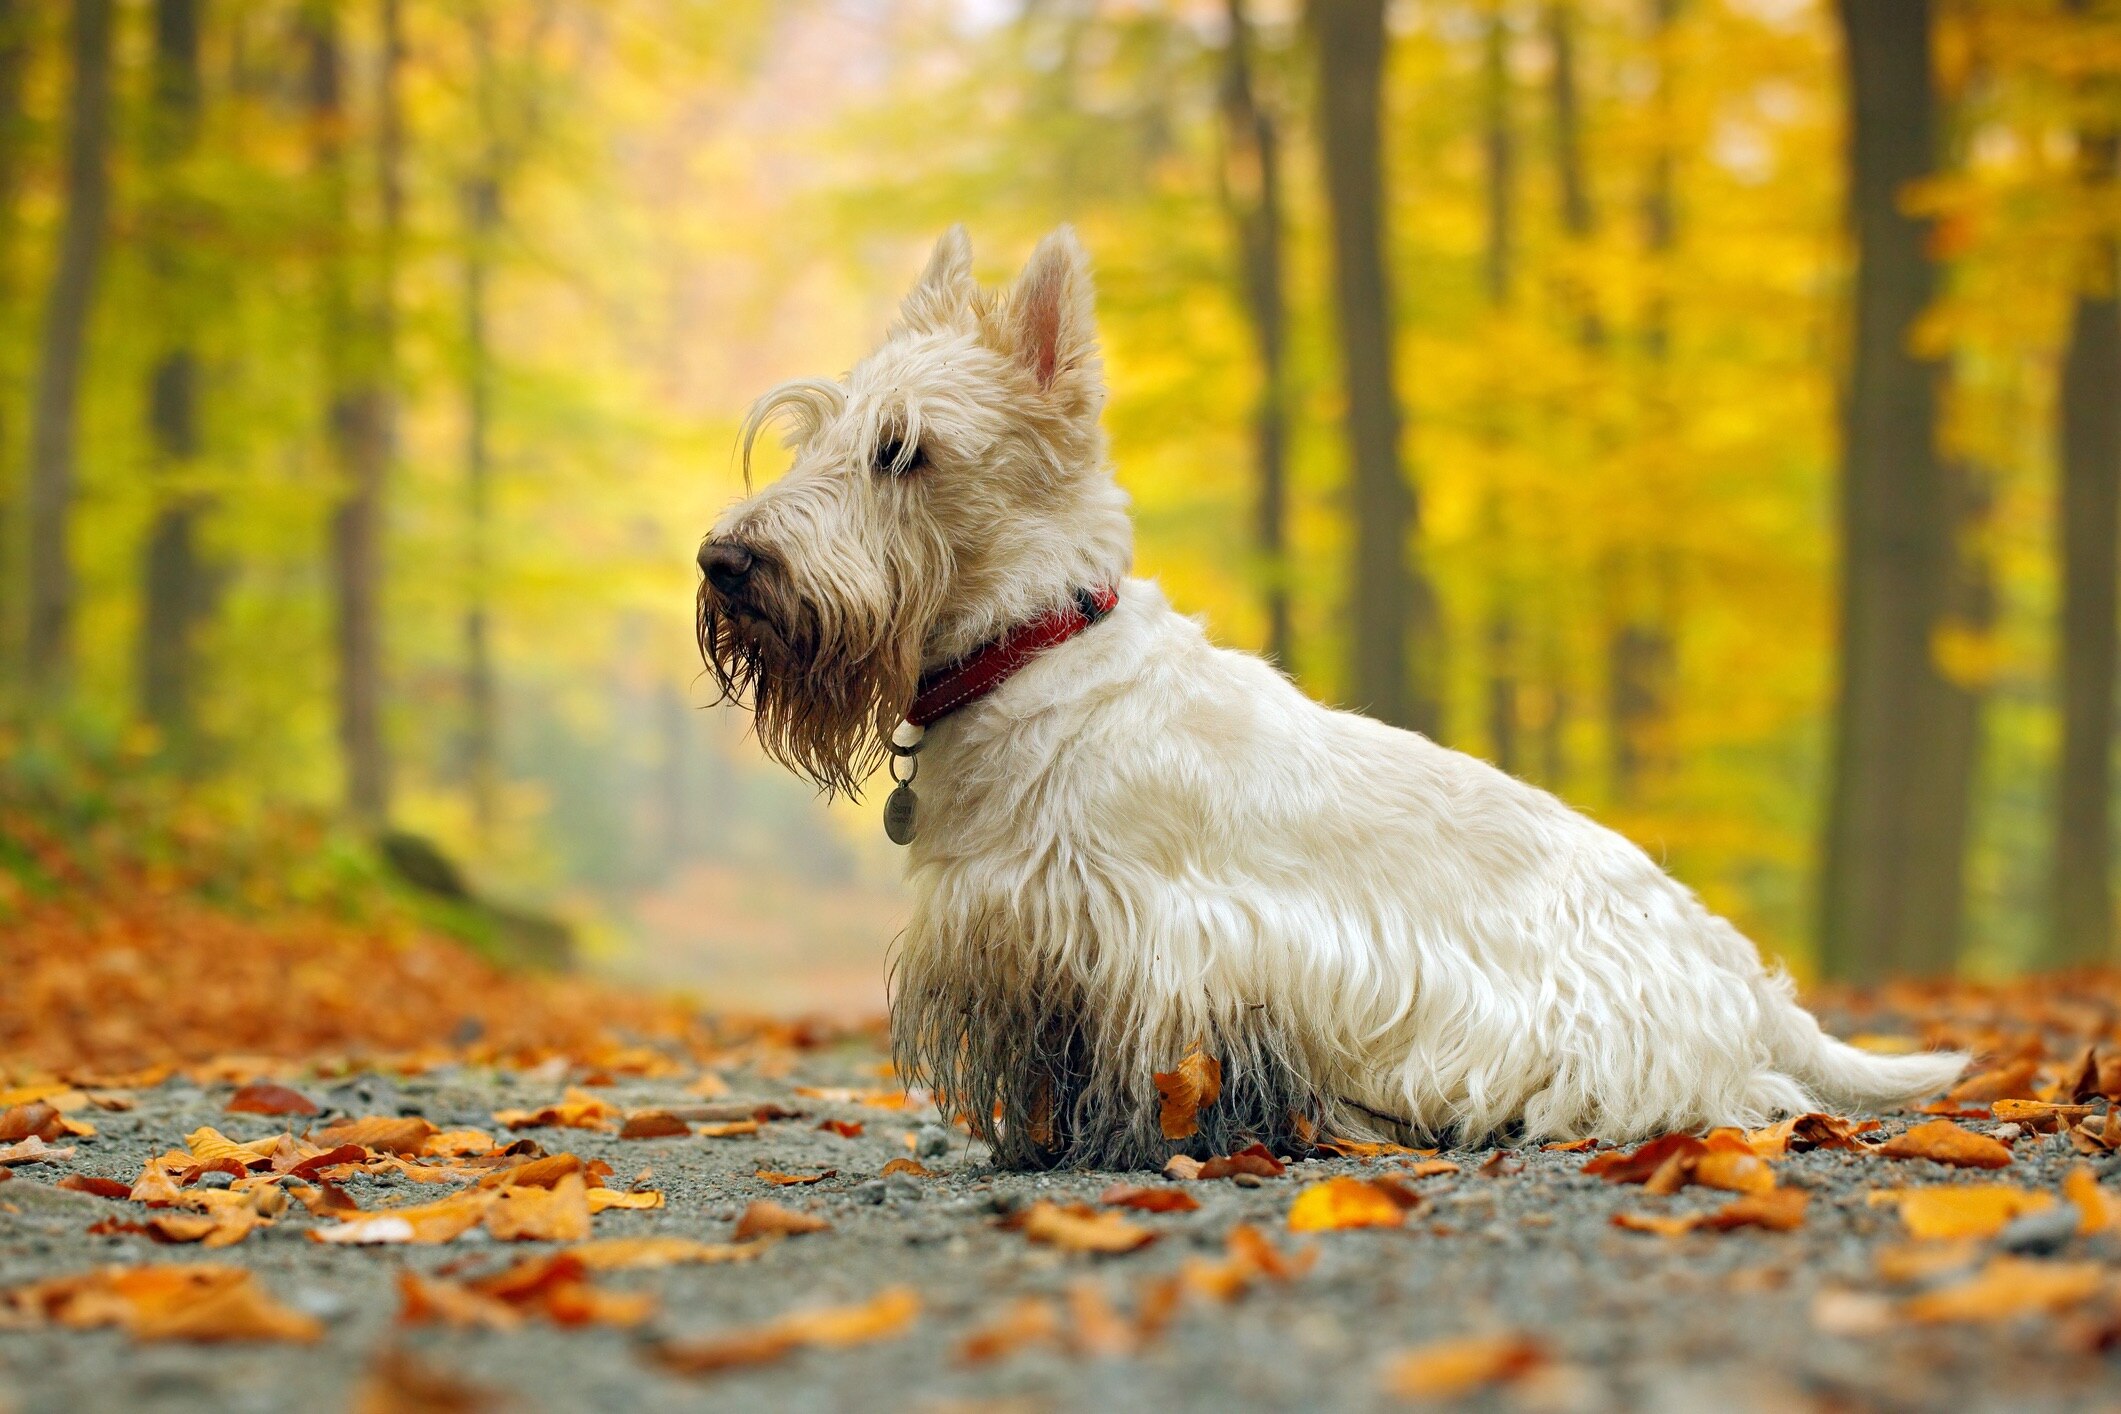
{"left": 1001, "top": 226, "right": 1099, "bottom": 407}
{"left": 897, "top": 225, "right": 976, "bottom": 332}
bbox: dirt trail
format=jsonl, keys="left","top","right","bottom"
{"left": 4, "top": 1042, "right": 2121, "bottom": 1413}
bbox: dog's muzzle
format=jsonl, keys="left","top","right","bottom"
{"left": 697, "top": 540, "right": 757, "bottom": 602}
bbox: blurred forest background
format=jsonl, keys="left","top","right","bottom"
{"left": 0, "top": 0, "right": 2117, "bottom": 1012}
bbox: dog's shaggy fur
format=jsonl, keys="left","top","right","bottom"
{"left": 699, "top": 226, "right": 1966, "bottom": 1169}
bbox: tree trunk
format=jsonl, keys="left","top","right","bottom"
{"left": 463, "top": 169, "right": 500, "bottom": 840}
{"left": 0, "top": 0, "right": 31, "bottom": 683}
{"left": 1545, "top": 0, "right": 1601, "bottom": 348}
{"left": 1480, "top": 4, "right": 1521, "bottom": 773}
{"left": 1818, "top": 0, "right": 1959, "bottom": 982}
{"left": 307, "top": 0, "right": 396, "bottom": 826}
{"left": 1608, "top": 0, "right": 1680, "bottom": 804}
{"left": 2052, "top": 98, "right": 2121, "bottom": 966}
{"left": 1219, "top": 0, "right": 1294, "bottom": 671}
{"left": 137, "top": 0, "right": 212, "bottom": 753}
{"left": 25, "top": 0, "right": 114, "bottom": 697}
{"left": 1309, "top": 0, "right": 1436, "bottom": 735}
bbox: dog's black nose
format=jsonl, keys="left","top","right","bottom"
{"left": 698, "top": 541, "right": 756, "bottom": 597}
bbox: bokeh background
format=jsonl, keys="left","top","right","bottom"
{"left": 1, "top": 0, "right": 2117, "bottom": 1014}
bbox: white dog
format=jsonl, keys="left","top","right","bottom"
{"left": 696, "top": 226, "right": 1964, "bottom": 1169}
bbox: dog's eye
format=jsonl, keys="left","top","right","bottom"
{"left": 874, "top": 436, "right": 924, "bottom": 476}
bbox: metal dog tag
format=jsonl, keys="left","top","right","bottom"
{"left": 883, "top": 782, "right": 917, "bottom": 845}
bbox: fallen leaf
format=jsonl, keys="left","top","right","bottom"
{"left": 1703, "top": 1187, "right": 1809, "bottom": 1232}
{"left": 56, "top": 1175, "right": 131, "bottom": 1200}
{"left": 880, "top": 1158, "right": 934, "bottom": 1178}
{"left": 1196, "top": 1142, "right": 1286, "bottom": 1180}
{"left": 816, "top": 1119, "right": 864, "bottom": 1139}
{"left": 734, "top": 1200, "right": 830, "bottom": 1240}
{"left": 955, "top": 1295, "right": 1059, "bottom": 1365}
{"left": 353, "top": 1348, "right": 498, "bottom": 1414}
{"left": 1692, "top": 1148, "right": 1775, "bottom": 1196}
{"left": 1746, "top": 1113, "right": 1879, "bottom": 1158}
{"left": 285, "top": 1145, "right": 368, "bottom": 1181}
{"left": 2064, "top": 1166, "right": 2120, "bottom": 1234}
{"left": 1182, "top": 1223, "right": 1318, "bottom": 1300}
{"left": 0, "top": 1103, "right": 66, "bottom": 1143}
{"left": 1542, "top": 1138, "right": 1597, "bottom": 1153}
{"left": 1874, "top": 1185, "right": 2053, "bottom": 1240}
{"left": 225, "top": 1083, "right": 319, "bottom": 1117}
{"left": 1381, "top": 1333, "right": 1547, "bottom": 1399}
{"left": 697, "top": 1120, "right": 761, "bottom": 1139}
{"left": 400, "top": 1254, "right": 654, "bottom": 1330}
{"left": 618, "top": 1110, "right": 691, "bottom": 1140}
{"left": 312, "top": 1116, "right": 438, "bottom": 1156}
{"left": 1403, "top": 1159, "right": 1461, "bottom": 1179}
{"left": 1612, "top": 1211, "right": 1699, "bottom": 1237}
{"left": 587, "top": 1187, "right": 663, "bottom": 1213}
{"left": 1287, "top": 1176, "right": 1406, "bottom": 1232}
{"left": 421, "top": 1129, "right": 496, "bottom": 1157}
{"left": 1948, "top": 1060, "right": 2041, "bottom": 1105}
{"left": 1992, "top": 1099, "right": 2095, "bottom": 1133}
{"left": 492, "top": 1089, "right": 621, "bottom": 1133}
{"left": 310, "top": 1190, "right": 498, "bottom": 1245}
{"left": 1479, "top": 1152, "right": 1525, "bottom": 1178}
{"left": 2072, "top": 1046, "right": 2121, "bottom": 1103}
{"left": 569, "top": 1236, "right": 766, "bottom": 1270}
{"left": 484, "top": 1175, "right": 592, "bottom": 1242}
{"left": 1153, "top": 1045, "right": 1223, "bottom": 1141}
{"left": 1901, "top": 1258, "right": 2105, "bottom": 1323}
{"left": 0, "top": 1136, "right": 74, "bottom": 1166}
{"left": 476, "top": 1153, "right": 588, "bottom": 1190}
{"left": 656, "top": 1287, "right": 920, "bottom": 1375}
{"left": 1015, "top": 1201, "right": 1158, "bottom": 1254}
{"left": 1878, "top": 1119, "right": 2013, "bottom": 1169}
{"left": 1312, "top": 1137, "right": 1417, "bottom": 1159}
{"left": 1100, "top": 1183, "right": 1202, "bottom": 1213}
{"left": 3, "top": 1265, "right": 322, "bottom": 1342}
{"left": 1162, "top": 1154, "right": 1205, "bottom": 1181}
{"left": 756, "top": 1169, "right": 831, "bottom": 1186}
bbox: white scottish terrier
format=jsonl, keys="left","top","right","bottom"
{"left": 697, "top": 226, "right": 1964, "bottom": 1169}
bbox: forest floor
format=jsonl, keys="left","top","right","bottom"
{"left": 8, "top": 873, "right": 2121, "bottom": 1411}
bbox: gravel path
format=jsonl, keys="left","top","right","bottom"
{"left": 5, "top": 1045, "right": 2121, "bottom": 1414}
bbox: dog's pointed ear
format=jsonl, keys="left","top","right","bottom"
{"left": 1001, "top": 226, "right": 1099, "bottom": 406}
{"left": 897, "top": 225, "right": 976, "bottom": 332}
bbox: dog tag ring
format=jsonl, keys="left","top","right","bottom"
{"left": 883, "top": 723, "right": 924, "bottom": 845}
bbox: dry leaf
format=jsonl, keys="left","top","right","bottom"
{"left": 1948, "top": 1060, "right": 2041, "bottom": 1105}
{"left": 955, "top": 1295, "right": 1059, "bottom": 1365}
{"left": 0, "top": 1103, "right": 66, "bottom": 1143}
{"left": 1153, "top": 1045, "right": 1223, "bottom": 1141}
{"left": 1991, "top": 1099, "right": 2095, "bottom": 1133}
{"left": 476, "top": 1154, "right": 588, "bottom": 1190}
{"left": 1182, "top": 1223, "right": 1318, "bottom": 1300}
{"left": 1015, "top": 1201, "right": 1158, "bottom": 1254}
{"left": 0, "top": 1136, "right": 73, "bottom": 1166}
{"left": 56, "top": 1174, "right": 132, "bottom": 1200}
{"left": 568, "top": 1236, "right": 766, "bottom": 1270}
{"left": 1381, "top": 1333, "right": 1546, "bottom": 1399}
{"left": 485, "top": 1175, "right": 593, "bottom": 1242}
{"left": 353, "top": 1347, "right": 498, "bottom": 1414}
{"left": 1746, "top": 1113, "right": 1879, "bottom": 1158}
{"left": 2064, "top": 1166, "right": 2119, "bottom": 1234}
{"left": 310, "top": 1190, "right": 498, "bottom": 1245}
{"left": 421, "top": 1129, "right": 496, "bottom": 1157}
{"left": 734, "top": 1200, "right": 830, "bottom": 1239}
{"left": 400, "top": 1253, "right": 655, "bottom": 1330}
{"left": 1161, "top": 1154, "right": 1205, "bottom": 1181}
{"left": 1286, "top": 1176, "right": 1406, "bottom": 1232}
{"left": 1100, "top": 1183, "right": 1201, "bottom": 1213}
{"left": 697, "top": 1120, "right": 761, "bottom": 1139}
{"left": 1311, "top": 1138, "right": 1417, "bottom": 1159}
{"left": 880, "top": 1157, "right": 934, "bottom": 1178}
{"left": 756, "top": 1169, "right": 831, "bottom": 1186}
{"left": 312, "top": 1116, "right": 438, "bottom": 1156}
{"left": 492, "top": 1089, "right": 621, "bottom": 1133}
{"left": 1874, "top": 1185, "right": 2053, "bottom": 1240}
{"left": 586, "top": 1187, "right": 663, "bottom": 1213}
{"left": 225, "top": 1083, "right": 319, "bottom": 1117}
{"left": 1901, "top": 1258, "right": 2105, "bottom": 1323}
{"left": 656, "top": 1288, "right": 919, "bottom": 1375}
{"left": 1877, "top": 1119, "right": 2013, "bottom": 1169}
{"left": 1196, "top": 1142, "right": 1286, "bottom": 1180}
{"left": 3, "top": 1265, "right": 322, "bottom": 1342}
{"left": 816, "top": 1119, "right": 864, "bottom": 1138}
{"left": 1542, "top": 1138, "right": 1597, "bottom": 1153}
{"left": 618, "top": 1110, "right": 691, "bottom": 1140}
{"left": 1704, "top": 1187, "right": 1809, "bottom": 1232}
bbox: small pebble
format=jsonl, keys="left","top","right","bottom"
{"left": 1233, "top": 1172, "right": 1264, "bottom": 1189}
{"left": 1995, "top": 1204, "right": 2080, "bottom": 1256}
{"left": 853, "top": 1180, "right": 888, "bottom": 1206}
{"left": 194, "top": 1171, "right": 235, "bottom": 1191}
{"left": 1991, "top": 1123, "right": 2024, "bottom": 1144}
{"left": 914, "top": 1125, "right": 953, "bottom": 1160}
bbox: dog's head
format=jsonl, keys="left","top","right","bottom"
{"left": 697, "top": 226, "right": 1134, "bottom": 794}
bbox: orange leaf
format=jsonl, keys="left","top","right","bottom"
{"left": 697, "top": 1120, "right": 761, "bottom": 1138}
{"left": 485, "top": 1175, "right": 593, "bottom": 1243}
{"left": 586, "top": 1186, "right": 663, "bottom": 1213}
{"left": 310, "top": 1190, "right": 498, "bottom": 1245}
{"left": 2064, "top": 1165, "right": 2119, "bottom": 1234}
{"left": 755, "top": 1169, "right": 831, "bottom": 1186}
{"left": 1874, "top": 1185, "right": 2052, "bottom": 1240}
{"left": 3, "top": 1265, "right": 322, "bottom": 1343}
{"left": 955, "top": 1295, "right": 1060, "bottom": 1365}
{"left": 1152, "top": 1045, "right": 1223, "bottom": 1141}
{"left": 1947, "top": 1060, "right": 2041, "bottom": 1105}
{"left": 1100, "top": 1183, "right": 1202, "bottom": 1213}
{"left": 619, "top": 1110, "right": 691, "bottom": 1140}
{"left": 1404, "top": 1160, "right": 1460, "bottom": 1178}
{"left": 1016, "top": 1201, "right": 1158, "bottom": 1254}
{"left": 1381, "top": 1333, "right": 1547, "bottom": 1399}
{"left": 734, "top": 1200, "right": 830, "bottom": 1239}
{"left": 1877, "top": 1119, "right": 2012, "bottom": 1169}
{"left": 1703, "top": 1187, "right": 1809, "bottom": 1232}
{"left": 568, "top": 1236, "right": 764, "bottom": 1270}
{"left": 816, "top": 1119, "right": 865, "bottom": 1138}
{"left": 880, "top": 1157, "right": 934, "bottom": 1178}
{"left": 1286, "top": 1176, "right": 1405, "bottom": 1232}
{"left": 225, "top": 1084, "right": 318, "bottom": 1117}
{"left": 1901, "top": 1258, "right": 2105, "bottom": 1323}
{"left": 311, "top": 1116, "right": 438, "bottom": 1156}
{"left": 656, "top": 1288, "right": 919, "bottom": 1375}
{"left": 1196, "top": 1142, "right": 1285, "bottom": 1180}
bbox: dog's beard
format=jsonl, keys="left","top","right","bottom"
{"left": 696, "top": 578, "right": 920, "bottom": 798}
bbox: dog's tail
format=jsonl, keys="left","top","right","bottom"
{"left": 1766, "top": 977, "right": 1967, "bottom": 1110}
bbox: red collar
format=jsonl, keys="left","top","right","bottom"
{"left": 904, "top": 586, "right": 1119, "bottom": 728}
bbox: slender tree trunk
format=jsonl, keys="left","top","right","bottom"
{"left": 26, "top": 0, "right": 114, "bottom": 697}
{"left": 1309, "top": 0, "right": 1437, "bottom": 735}
{"left": 1819, "top": 0, "right": 1959, "bottom": 982}
{"left": 1545, "top": 0, "right": 1601, "bottom": 347}
{"left": 1219, "top": 0, "right": 1294, "bottom": 671}
{"left": 1608, "top": 0, "right": 1680, "bottom": 803}
{"left": 2052, "top": 87, "right": 2121, "bottom": 966}
{"left": 1481, "top": 3, "right": 1521, "bottom": 773}
{"left": 462, "top": 170, "right": 500, "bottom": 840}
{"left": 307, "top": 0, "right": 396, "bottom": 826}
{"left": 0, "top": 0, "right": 31, "bottom": 684}
{"left": 137, "top": 0, "right": 211, "bottom": 753}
